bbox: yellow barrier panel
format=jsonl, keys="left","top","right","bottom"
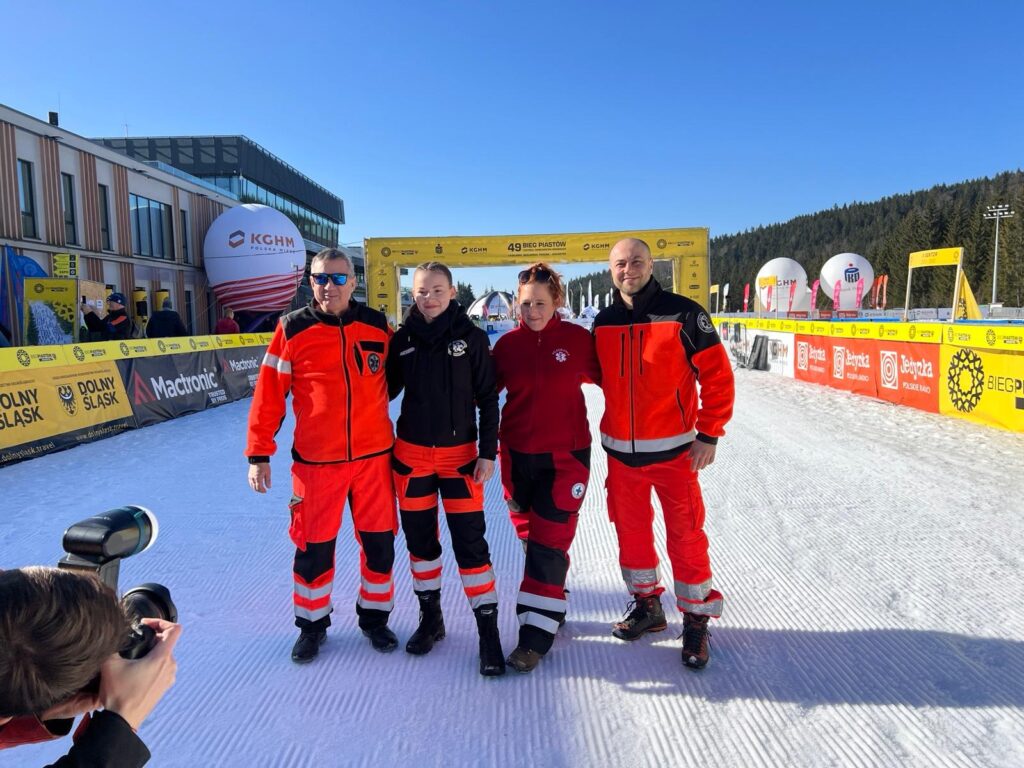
{"left": 0, "top": 345, "right": 70, "bottom": 371}
{"left": 0, "top": 361, "right": 132, "bottom": 447}
{"left": 908, "top": 248, "right": 963, "bottom": 268}
{"left": 941, "top": 346, "right": 1024, "bottom": 431}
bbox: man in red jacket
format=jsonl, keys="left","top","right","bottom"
{"left": 247, "top": 248, "right": 398, "bottom": 663}
{"left": 593, "top": 238, "right": 735, "bottom": 670}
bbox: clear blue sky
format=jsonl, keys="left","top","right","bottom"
{"left": 3, "top": 1, "right": 1022, "bottom": 294}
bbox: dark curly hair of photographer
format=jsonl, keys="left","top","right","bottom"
{"left": 0, "top": 567, "right": 129, "bottom": 718}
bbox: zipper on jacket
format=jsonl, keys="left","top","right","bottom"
{"left": 638, "top": 329, "right": 644, "bottom": 375}
{"left": 619, "top": 334, "right": 625, "bottom": 377}
{"left": 339, "top": 323, "right": 353, "bottom": 461}
{"left": 628, "top": 325, "right": 636, "bottom": 453}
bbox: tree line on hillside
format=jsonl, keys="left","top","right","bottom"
{"left": 565, "top": 170, "right": 1024, "bottom": 311}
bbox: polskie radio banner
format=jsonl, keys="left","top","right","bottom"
{"left": 216, "top": 345, "right": 267, "bottom": 401}
{"left": 0, "top": 361, "right": 135, "bottom": 466}
{"left": 119, "top": 351, "right": 228, "bottom": 427}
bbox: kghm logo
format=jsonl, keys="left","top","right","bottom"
{"left": 879, "top": 350, "right": 899, "bottom": 390}
{"left": 228, "top": 230, "right": 245, "bottom": 248}
{"left": 57, "top": 384, "right": 77, "bottom": 416}
{"left": 947, "top": 348, "right": 984, "bottom": 413}
{"left": 17, "top": 349, "right": 30, "bottom": 367}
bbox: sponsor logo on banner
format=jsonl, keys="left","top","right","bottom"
{"left": 797, "top": 341, "right": 809, "bottom": 371}
{"left": 57, "top": 384, "right": 76, "bottom": 415}
{"left": 833, "top": 345, "right": 845, "bottom": 379}
{"left": 0, "top": 387, "right": 43, "bottom": 430}
{"left": 17, "top": 350, "right": 30, "bottom": 367}
{"left": 879, "top": 351, "right": 899, "bottom": 390}
{"left": 947, "top": 349, "right": 984, "bottom": 413}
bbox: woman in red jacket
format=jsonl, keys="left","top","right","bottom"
{"left": 492, "top": 263, "right": 600, "bottom": 673}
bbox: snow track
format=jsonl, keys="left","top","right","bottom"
{"left": 5, "top": 369, "right": 1023, "bottom": 767}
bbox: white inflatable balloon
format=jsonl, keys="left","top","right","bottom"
{"left": 204, "top": 204, "right": 305, "bottom": 312}
{"left": 755, "top": 257, "right": 809, "bottom": 312}
{"left": 820, "top": 253, "right": 874, "bottom": 311}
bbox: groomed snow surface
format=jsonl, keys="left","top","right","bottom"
{"left": 5, "top": 368, "right": 1023, "bottom": 767}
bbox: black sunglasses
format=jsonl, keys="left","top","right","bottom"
{"left": 518, "top": 268, "right": 553, "bottom": 285}
{"left": 311, "top": 272, "right": 349, "bottom": 286}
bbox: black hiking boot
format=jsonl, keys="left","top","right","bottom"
{"left": 406, "top": 590, "right": 445, "bottom": 655}
{"left": 505, "top": 646, "right": 543, "bottom": 674}
{"left": 291, "top": 629, "right": 326, "bottom": 664}
{"left": 611, "top": 595, "right": 668, "bottom": 641}
{"left": 474, "top": 605, "right": 506, "bottom": 677}
{"left": 681, "top": 613, "right": 711, "bottom": 670}
{"left": 362, "top": 624, "right": 398, "bottom": 653}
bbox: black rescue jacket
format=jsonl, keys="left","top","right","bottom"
{"left": 386, "top": 302, "right": 499, "bottom": 460}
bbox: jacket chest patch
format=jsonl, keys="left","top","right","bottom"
{"left": 367, "top": 352, "right": 382, "bottom": 373}
{"left": 697, "top": 312, "right": 714, "bottom": 334}
{"left": 448, "top": 340, "right": 468, "bottom": 357}
{"left": 552, "top": 348, "right": 569, "bottom": 363}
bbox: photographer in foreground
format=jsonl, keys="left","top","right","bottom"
{"left": 0, "top": 567, "right": 180, "bottom": 766}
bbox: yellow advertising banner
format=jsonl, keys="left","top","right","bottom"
{"left": 23, "top": 278, "right": 79, "bottom": 345}
{"left": 52, "top": 252, "right": 79, "bottom": 278}
{"left": 0, "top": 344, "right": 70, "bottom": 372}
{"left": 0, "top": 362, "right": 133, "bottom": 450}
{"left": 366, "top": 228, "right": 708, "bottom": 325}
{"left": 908, "top": 247, "right": 963, "bottom": 268}
{"left": 940, "top": 345, "right": 1024, "bottom": 431}
{"left": 955, "top": 274, "right": 983, "bottom": 320}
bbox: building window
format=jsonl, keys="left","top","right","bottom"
{"left": 17, "top": 160, "right": 37, "bottom": 238}
{"left": 129, "top": 193, "right": 174, "bottom": 259}
{"left": 98, "top": 184, "right": 112, "bottom": 250}
{"left": 184, "top": 289, "right": 194, "bottom": 333}
{"left": 181, "top": 209, "right": 190, "bottom": 263}
{"left": 61, "top": 173, "right": 77, "bottom": 245}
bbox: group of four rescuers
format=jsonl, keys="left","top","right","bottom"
{"left": 245, "top": 237, "right": 735, "bottom": 674}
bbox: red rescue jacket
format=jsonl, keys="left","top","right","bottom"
{"left": 492, "top": 313, "right": 600, "bottom": 454}
{"left": 592, "top": 279, "right": 734, "bottom": 467}
{"left": 246, "top": 300, "right": 394, "bottom": 464}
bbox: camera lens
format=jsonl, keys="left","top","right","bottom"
{"left": 119, "top": 583, "right": 177, "bottom": 660}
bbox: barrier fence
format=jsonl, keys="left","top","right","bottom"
{"left": 716, "top": 318, "right": 1024, "bottom": 432}
{"left": 0, "top": 334, "right": 272, "bottom": 466}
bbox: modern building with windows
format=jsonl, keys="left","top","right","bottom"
{"left": 0, "top": 103, "right": 357, "bottom": 343}
{"left": 93, "top": 135, "right": 364, "bottom": 302}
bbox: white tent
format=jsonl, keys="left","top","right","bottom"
{"left": 466, "top": 290, "right": 515, "bottom": 319}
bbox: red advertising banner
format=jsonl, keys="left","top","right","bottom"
{"left": 833, "top": 279, "right": 842, "bottom": 309}
{"left": 788, "top": 281, "right": 796, "bottom": 312}
{"left": 743, "top": 283, "right": 750, "bottom": 312}
{"left": 874, "top": 341, "right": 940, "bottom": 413}
{"left": 810, "top": 279, "right": 820, "bottom": 311}
{"left": 794, "top": 335, "right": 831, "bottom": 386}
{"left": 855, "top": 278, "right": 865, "bottom": 308}
{"left": 827, "top": 337, "right": 876, "bottom": 396}
{"left": 766, "top": 285, "right": 774, "bottom": 312}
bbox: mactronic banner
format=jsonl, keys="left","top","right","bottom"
{"left": 217, "top": 345, "right": 267, "bottom": 401}
{"left": 119, "top": 351, "right": 228, "bottom": 427}
{"left": 23, "top": 278, "right": 79, "bottom": 345}
{"left": 0, "top": 361, "right": 135, "bottom": 466}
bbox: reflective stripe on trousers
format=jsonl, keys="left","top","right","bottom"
{"left": 410, "top": 555, "right": 442, "bottom": 592}
{"left": 460, "top": 564, "right": 497, "bottom": 609}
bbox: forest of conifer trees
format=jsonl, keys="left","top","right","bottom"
{"left": 566, "top": 171, "right": 1024, "bottom": 311}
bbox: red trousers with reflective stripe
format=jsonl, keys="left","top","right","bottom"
{"left": 605, "top": 451, "right": 718, "bottom": 609}
{"left": 289, "top": 455, "right": 397, "bottom": 627}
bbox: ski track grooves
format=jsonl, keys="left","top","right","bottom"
{"left": 5, "top": 368, "right": 1023, "bottom": 767}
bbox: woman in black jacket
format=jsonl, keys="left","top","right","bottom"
{"left": 385, "top": 261, "right": 504, "bottom": 676}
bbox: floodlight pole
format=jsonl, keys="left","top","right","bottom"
{"left": 983, "top": 203, "right": 1015, "bottom": 305}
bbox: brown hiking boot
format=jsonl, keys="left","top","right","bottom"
{"left": 681, "top": 613, "right": 710, "bottom": 669}
{"left": 611, "top": 595, "right": 668, "bottom": 641}
{"left": 505, "top": 646, "right": 543, "bottom": 673}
